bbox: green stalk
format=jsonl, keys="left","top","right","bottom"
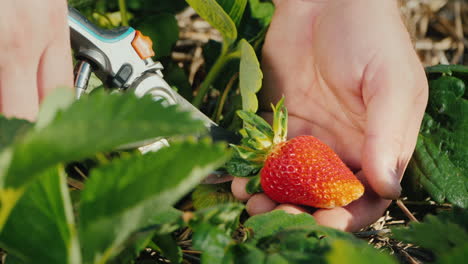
{"left": 213, "top": 72, "right": 239, "bottom": 123}
{"left": 192, "top": 51, "right": 241, "bottom": 108}
{"left": 118, "top": 0, "right": 129, "bottom": 26}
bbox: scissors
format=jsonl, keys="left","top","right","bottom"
{"left": 68, "top": 7, "right": 238, "bottom": 183}
{"left": 68, "top": 7, "right": 238, "bottom": 147}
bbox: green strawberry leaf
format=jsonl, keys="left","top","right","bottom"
{"left": 223, "top": 243, "right": 266, "bottom": 263}
{"left": 248, "top": 0, "right": 274, "bottom": 27}
{"left": 437, "top": 243, "right": 468, "bottom": 264}
{"left": 163, "top": 62, "right": 193, "bottom": 101}
{"left": 426, "top": 64, "right": 468, "bottom": 77}
{"left": 239, "top": 39, "right": 263, "bottom": 113}
{"left": 0, "top": 116, "right": 32, "bottom": 151}
{"left": 190, "top": 203, "right": 244, "bottom": 237}
{"left": 192, "top": 223, "right": 233, "bottom": 264}
{"left": 113, "top": 208, "right": 184, "bottom": 263}
{"left": 190, "top": 203, "right": 244, "bottom": 263}
{"left": 217, "top": 0, "right": 248, "bottom": 27}
{"left": 225, "top": 156, "right": 261, "bottom": 177}
{"left": 246, "top": 174, "right": 262, "bottom": 194}
{"left": 407, "top": 69, "right": 468, "bottom": 207}
{"left": 152, "top": 233, "right": 182, "bottom": 264}
{"left": 35, "top": 87, "right": 74, "bottom": 130}
{"left": 186, "top": 0, "right": 237, "bottom": 47}
{"left": 237, "top": 110, "right": 273, "bottom": 139}
{"left": 0, "top": 166, "right": 81, "bottom": 264}
{"left": 78, "top": 140, "right": 230, "bottom": 263}
{"left": 189, "top": 203, "right": 244, "bottom": 263}
{"left": 192, "top": 183, "right": 238, "bottom": 210}
{"left": 241, "top": 211, "right": 393, "bottom": 264}
{"left": 408, "top": 135, "right": 468, "bottom": 208}
{"left": 244, "top": 210, "right": 317, "bottom": 243}
{"left": 0, "top": 90, "right": 205, "bottom": 230}
{"left": 326, "top": 239, "right": 397, "bottom": 264}
{"left": 392, "top": 208, "right": 468, "bottom": 263}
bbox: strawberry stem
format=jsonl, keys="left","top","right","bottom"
{"left": 272, "top": 97, "right": 288, "bottom": 144}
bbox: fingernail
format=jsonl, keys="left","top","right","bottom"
{"left": 388, "top": 168, "right": 402, "bottom": 199}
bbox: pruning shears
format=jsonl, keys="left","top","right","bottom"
{"left": 67, "top": 7, "right": 238, "bottom": 153}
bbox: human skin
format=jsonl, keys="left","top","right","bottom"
{"left": 0, "top": 0, "right": 73, "bottom": 121}
{"left": 231, "top": 0, "right": 428, "bottom": 231}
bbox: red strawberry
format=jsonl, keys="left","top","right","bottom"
{"left": 227, "top": 98, "right": 364, "bottom": 208}
{"left": 261, "top": 136, "right": 364, "bottom": 208}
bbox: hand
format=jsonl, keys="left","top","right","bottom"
{"left": 0, "top": 0, "right": 73, "bottom": 121}
{"left": 231, "top": 0, "right": 428, "bottom": 231}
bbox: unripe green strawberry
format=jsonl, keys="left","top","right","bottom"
{"left": 227, "top": 98, "right": 364, "bottom": 208}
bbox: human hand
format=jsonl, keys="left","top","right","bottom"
{"left": 231, "top": 0, "right": 428, "bottom": 231}
{"left": 0, "top": 0, "right": 73, "bottom": 121}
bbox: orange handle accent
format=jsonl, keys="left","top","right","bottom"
{"left": 131, "top": 30, "right": 155, "bottom": 59}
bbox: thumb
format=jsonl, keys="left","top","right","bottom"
{"left": 361, "top": 56, "right": 428, "bottom": 200}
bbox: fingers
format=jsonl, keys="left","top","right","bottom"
{"left": 0, "top": 0, "right": 71, "bottom": 121}
{"left": 312, "top": 186, "right": 391, "bottom": 232}
{"left": 232, "top": 177, "right": 278, "bottom": 215}
{"left": 37, "top": 31, "right": 73, "bottom": 102}
{"left": 361, "top": 53, "right": 428, "bottom": 200}
{"left": 246, "top": 194, "right": 277, "bottom": 216}
{"left": 37, "top": 2, "right": 73, "bottom": 101}
{"left": 231, "top": 177, "right": 252, "bottom": 201}
{"left": 233, "top": 171, "right": 391, "bottom": 232}
{"left": 0, "top": 62, "right": 40, "bottom": 121}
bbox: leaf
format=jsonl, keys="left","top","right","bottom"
{"left": 225, "top": 156, "right": 262, "bottom": 177}
{"left": 193, "top": 223, "right": 233, "bottom": 264}
{"left": 186, "top": 0, "right": 238, "bottom": 46}
{"left": 163, "top": 62, "right": 193, "bottom": 101}
{"left": 425, "top": 76, "right": 468, "bottom": 172}
{"left": 190, "top": 203, "right": 244, "bottom": 263}
{"left": 0, "top": 91, "right": 205, "bottom": 229}
{"left": 407, "top": 70, "right": 468, "bottom": 207}
{"left": 326, "top": 240, "right": 397, "bottom": 264}
{"left": 134, "top": 13, "right": 179, "bottom": 58}
{"left": 78, "top": 140, "right": 230, "bottom": 263}
{"left": 392, "top": 208, "right": 468, "bottom": 261}
{"left": 192, "top": 183, "right": 238, "bottom": 210}
{"left": 437, "top": 243, "right": 468, "bottom": 264}
{"left": 426, "top": 64, "right": 468, "bottom": 77}
{"left": 237, "top": 110, "right": 273, "bottom": 138}
{"left": 244, "top": 210, "right": 317, "bottom": 243}
{"left": 152, "top": 233, "right": 182, "bottom": 264}
{"left": 246, "top": 174, "right": 262, "bottom": 194}
{"left": 408, "top": 135, "right": 468, "bottom": 208}
{"left": 35, "top": 87, "right": 74, "bottom": 130}
{"left": 239, "top": 39, "right": 263, "bottom": 112}
{"left": 0, "top": 166, "right": 81, "bottom": 264}
{"left": 113, "top": 208, "right": 184, "bottom": 263}
{"left": 248, "top": 0, "right": 275, "bottom": 27}
{"left": 0, "top": 116, "right": 32, "bottom": 151}
{"left": 249, "top": 226, "right": 360, "bottom": 264}
{"left": 223, "top": 243, "right": 266, "bottom": 264}
{"left": 190, "top": 203, "right": 245, "bottom": 236}
{"left": 217, "top": 0, "right": 248, "bottom": 27}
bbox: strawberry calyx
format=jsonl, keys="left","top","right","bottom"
{"left": 226, "top": 98, "right": 288, "bottom": 177}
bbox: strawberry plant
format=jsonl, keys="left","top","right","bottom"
{"left": 0, "top": 0, "right": 467, "bottom": 263}
{"left": 226, "top": 99, "right": 364, "bottom": 208}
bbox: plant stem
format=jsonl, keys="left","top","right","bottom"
{"left": 118, "top": 0, "right": 129, "bottom": 26}
{"left": 192, "top": 51, "right": 241, "bottom": 108}
{"left": 213, "top": 72, "right": 239, "bottom": 123}
{"left": 396, "top": 199, "right": 419, "bottom": 223}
